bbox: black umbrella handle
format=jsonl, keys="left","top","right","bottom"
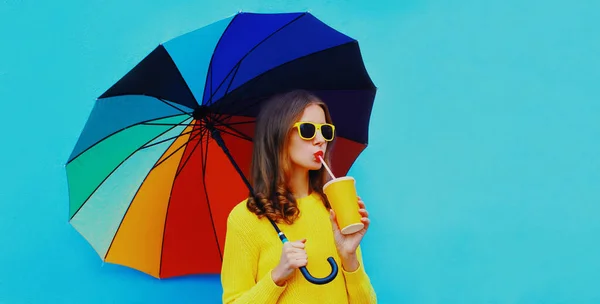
{"left": 278, "top": 232, "right": 339, "bottom": 285}
{"left": 299, "top": 258, "right": 338, "bottom": 285}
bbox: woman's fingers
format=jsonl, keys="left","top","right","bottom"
{"left": 290, "top": 239, "right": 306, "bottom": 249}
{"left": 291, "top": 256, "right": 308, "bottom": 267}
{"left": 330, "top": 209, "right": 341, "bottom": 233}
{"left": 357, "top": 198, "right": 366, "bottom": 209}
{"left": 291, "top": 251, "right": 308, "bottom": 260}
{"left": 361, "top": 217, "right": 371, "bottom": 231}
{"left": 285, "top": 251, "right": 308, "bottom": 268}
{"left": 283, "top": 239, "right": 306, "bottom": 250}
{"left": 283, "top": 240, "right": 308, "bottom": 256}
{"left": 356, "top": 196, "right": 370, "bottom": 231}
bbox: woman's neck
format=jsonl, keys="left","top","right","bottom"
{"left": 289, "top": 166, "right": 310, "bottom": 199}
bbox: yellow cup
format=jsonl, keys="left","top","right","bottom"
{"left": 323, "top": 176, "right": 364, "bottom": 235}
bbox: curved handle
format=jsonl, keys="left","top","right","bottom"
{"left": 278, "top": 232, "right": 339, "bottom": 285}
{"left": 299, "top": 257, "right": 338, "bottom": 285}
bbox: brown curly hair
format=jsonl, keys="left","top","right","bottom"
{"left": 247, "top": 90, "right": 334, "bottom": 224}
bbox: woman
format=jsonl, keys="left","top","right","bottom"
{"left": 221, "top": 90, "right": 377, "bottom": 303}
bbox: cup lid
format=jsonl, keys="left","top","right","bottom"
{"left": 323, "top": 176, "right": 355, "bottom": 189}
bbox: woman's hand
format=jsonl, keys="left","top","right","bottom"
{"left": 271, "top": 239, "right": 308, "bottom": 286}
{"left": 329, "top": 196, "right": 370, "bottom": 271}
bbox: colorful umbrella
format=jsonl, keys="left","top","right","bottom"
{"left": 66, "top": 11, "right": 376, "bottom": 283}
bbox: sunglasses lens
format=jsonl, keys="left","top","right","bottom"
{"left": 321, "top": 125, "right": 334, "bottom": 140}
{"left": 299, "top": 123, "right": 316, "bottom": 139}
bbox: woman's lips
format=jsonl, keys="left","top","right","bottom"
{"left": 313, "top": 151, "right": 324, "bottom": 162}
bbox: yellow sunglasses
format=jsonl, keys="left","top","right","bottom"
{"left": 292, "top": 122, "right": 335, "bottom": 141}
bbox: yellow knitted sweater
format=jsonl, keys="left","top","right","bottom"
{"left": 221, "top": 192, "right": 377, "bottom": 303}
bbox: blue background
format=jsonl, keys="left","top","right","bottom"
{"left": 1, "top": 0, "right": 599, "bottom": 303}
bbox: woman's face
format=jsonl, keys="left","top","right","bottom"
{"left": 288, "top": 104, "right": 329, "bottom": 172}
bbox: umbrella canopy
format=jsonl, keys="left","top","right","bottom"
{"left": 66, "top": 11, "right": 376, "bottom": 280}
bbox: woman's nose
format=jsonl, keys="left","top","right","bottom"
{"left": 313, "top": 131, "right": 326, "bottom": 145}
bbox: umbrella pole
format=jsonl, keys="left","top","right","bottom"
{"left": 209, "top": 127, "right": 338, "bottom": 285}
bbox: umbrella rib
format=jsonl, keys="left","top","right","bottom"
{"left": 103, "top": 125, "right": 187, "bottom": 261}
{"left": 224, "top": 62, "right": 242, "bottom": 97}
{"left": 158, "top": 183, "right": 175, "bottom": 278}
{"left": 69, "top": 118, "right": 189, "bottom": 221}
{"left": 174, "top": 127, "right": 203, "bottom": 178}
{"left": 151, "top": 130, "right": 202, "bottom": 170}
{"left": 200, "top": 126, "right": 211, "bottom": 175}
{"left": 159, "top": 127, "right": 201, "bottom": 278}
{"left": 218, "top": 128, "right": 251, "bottom": 142}
{"left": 215, "top": 97, "right": 266, "bottom": 123}
{"left": 217, "top": 119, "right": 255, "bottom": 126}
{"left": 199, "top": 13, "right": 239, "bottom": 107}
{"left": 207, "top": 13, "right": 307, "bottom": 106}
{"left": 209, "top": 64, "right": 214, "bottom": 105}
{"left": 211, "top": 62, "right": 242, "bottom": 122}
{"left": 142, "top": 122, "right": 199, "bottom": 126}
{"left": 156, "top": 97, "right": 193, "bottom": 117}
{"left": 200, "top": 128, "right": 224, "bottom": 261}
{"left": 213, "top": 121, "right": 253, "bottom": 142}
{"left": 200, "top": 128, "right": 208, "bottom": 181}
{"left": 140, "top": 127, "right": 196, "bottom": 150}
{"left": 67, "top": 114, "right": 190, "bottom": 165}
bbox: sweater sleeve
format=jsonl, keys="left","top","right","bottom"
{"left": 221, "top": 210, "right": 286, "bottom": 304}
{"left": 342, "top": 245, "right": 377, "bottom": 303}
